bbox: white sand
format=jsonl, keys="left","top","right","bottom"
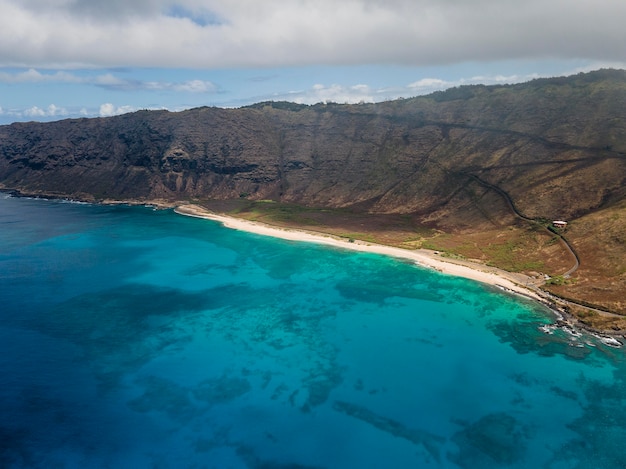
{"left": 175, "top": 204, "right": 543, "bottom": 302}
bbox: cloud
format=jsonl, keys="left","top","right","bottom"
{"left": 0, "top": 69, "right": 125, "bottom": 85}
{"left": 99, "top": 103, "right": 136, "bottom": 117}
{"left": 119, "top": 79, "right": 218, "bottom": 93}
{"left": 0, "top": 68, "right": 217, "bottom": 94}
{"left": 264, "top": 82, "right": 397, "bottom": 106}
{"left": 18, "top": 104, "right": 68, "bottom": 118}
{"left": 172, "top": 80, "right": 217, "bottom": 93}
{"left": 0, "top": 0, "right": 625, "bottom": 69}
{"left": 291, "top": 83, "right": 376, "bottom": 104}
{"left": 408, "top": 78, "right": 454, "bottom": 94}
{"left": 23, "top": 106, "right": 47, "bottom": 117}
{"left": 0, "top": 68, "right": 83, "bottom": 83}
{"left": 24, "top": 104, "right": 68, "bottom": 117}
{"left": 93, "top": 73, "right": 129, "bottom": 87}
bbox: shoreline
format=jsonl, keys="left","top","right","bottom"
{"left": 175, "top": 204, "right": 543, "bottom": 300}
{"left": 174, "top": 204, "right": 625, "bottom": 346}
{"left": 2, "top": 191, "right": 622, "bottom": 343}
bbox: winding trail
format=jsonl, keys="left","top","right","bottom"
{"left": 465, "top": 173, "right": 580, "bottom": 276}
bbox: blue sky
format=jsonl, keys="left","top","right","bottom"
{"left": 1, "top": 0, "right": 625, "bottom": 125}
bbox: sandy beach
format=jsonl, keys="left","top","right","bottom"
{"left": 175, "top": 204, "right": 544, "bottom": 303}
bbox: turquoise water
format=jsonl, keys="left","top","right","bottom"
{"left": 1, "top": 195, "right": 624, "bottom": 468}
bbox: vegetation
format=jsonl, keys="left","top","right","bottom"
{"left": 545, "top": 275, "right": 569, "bottom": 286}
{"left": 338, "top": 232, "right": 378, "bottom": 244}
{"left": 482, "top": 241, "right": 545, "bottom": 272}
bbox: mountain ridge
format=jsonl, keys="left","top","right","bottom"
{"left": 1, "top": 69, "right": 625, "bottom": 321}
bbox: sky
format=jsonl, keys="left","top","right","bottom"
{"left": 0, "top": 0, "right": 625, "bottom": 125}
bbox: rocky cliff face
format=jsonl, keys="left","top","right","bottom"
{"left": 1, "top": 70, "right": 625, "bottom": 229}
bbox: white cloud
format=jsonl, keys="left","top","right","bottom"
{"left": 0, "top": 100, "right": 172, "bottom": 124}
{"left": 270, "top": 83, "right": 382, "bottom": 105}
{"left": 93, "top": 73, "right": 128, "bottom": 86}
{"left": 23, "top": 104, "right": 68, "bottom": 118}
{"left": 98, "top": 103, "right": 115, "bottom": 116}
{"left": 0, "top": 0, "right": 625, "bottom": 69}
{"left": 0, "top": 69, "right": 126, "bottom": 86}
{"left": 173, "top": 80, "right": 217, "bottom": 93}
{"left": 130, "top": 79, "right": 217, "bottom": 93}
{"left": 408, "top": 78, "right": 453, "bottom": 94}
{"left": 99, "top": 103, "right": 135, "bottom": 117}
{"left": 0, "top": 68, "right": 218, "bottom": 94}
{"left": 46, "top": 104, "right": 67, "bottom": 116}
{"left": 24, "top": 106, "right": 46, "bottom": 117}
{"left": 409, "top": 78, "right": 450, "bottom": 89}
{"left": 0, "top": 68, "right": 82, "bottom": 83}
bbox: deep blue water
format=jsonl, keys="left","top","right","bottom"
{"left": 1, "top": 194, "right": 624, "bottom": 468}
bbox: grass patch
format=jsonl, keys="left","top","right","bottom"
{"left": 339, "top": 232, "right": 378, "bottom": 243}
{"left": 420, "top": 242, "right": 467, "bottom": 260}
{"left": 546, "top": 236, "right": 560, "bottom": 246}
{"left": 421, "top": 241, "right": 443, "bottom": 251}
{"left": 228, "top": 201, "right": 323, "bottom": 226}
{"left": 544, "top": 275, "right": 576, "bottom": 286}
{"left": 420, "top": 233, "right": 451, "bottom": 252}
{"left": 483, "top": 240, "right": 544, "bottom": 272}
{"left": 440, "top": 251, "right": 467, "bottom": 260}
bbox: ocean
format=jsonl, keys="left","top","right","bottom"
{"left": 1, "top": 194, "right": 624, "bottom": 468}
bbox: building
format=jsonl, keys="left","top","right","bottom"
{"left": 552, "top": 220, "right": 568, "bottom": 229}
